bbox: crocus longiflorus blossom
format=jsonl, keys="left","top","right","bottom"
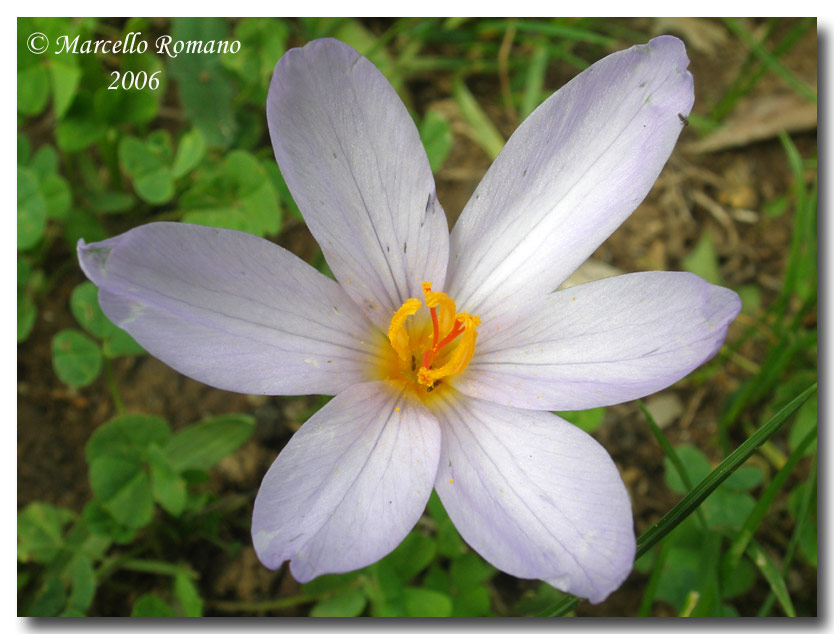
{"left": 78, "top": 36, "right": 741, "bottom": 603}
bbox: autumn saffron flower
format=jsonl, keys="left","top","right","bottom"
{"left": 78, "top": 36, "right": 741, "bottom": 603}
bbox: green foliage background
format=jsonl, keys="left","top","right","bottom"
{"left": 17, "top": 17, "right": 817, "bottom": 617}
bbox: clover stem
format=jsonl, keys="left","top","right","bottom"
{"left": 103, "top": 356, "right": 125, "bottom": 415}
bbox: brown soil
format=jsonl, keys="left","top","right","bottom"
{"left": 17, "top": 17, "right": 817, "bottom": 617}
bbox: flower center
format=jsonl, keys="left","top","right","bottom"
{"left": 383, "top": 281, "right": 480, "bottom": 396}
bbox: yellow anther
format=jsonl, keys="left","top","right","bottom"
{"left": 422, "top": 283, "right": 457, "bottom": 336}
{"left": 385, "top": 282, "right": 480, "bottom": 395}
{"left": 387, "top": 298, "right": 421, "bottom": 362}
{"left": 417, "top": 313, "right": 480, "bottom": 386}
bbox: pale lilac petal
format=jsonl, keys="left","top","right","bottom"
{"left": 455, "top": 272, "right": 741, "bottom": 410}
{"left": 268, "top": 39, "right": 449, "bottom": 331}
{"left": 433, "top": 391, "right": 634, "bottom": 603}
{"left": 252, "top": 382, "right": 440, "bottom": 581}
{"left": 446, "top": 36, "right": 694, "bottom": 323}
{"left": 77, "top": 222, "right": 382, "bottom": 396}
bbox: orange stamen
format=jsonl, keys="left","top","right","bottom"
{"left": 387, "top": 282, "right": 480, "bottom": 391}
{"left": 432, "top": 319, "right": 464, "bottom": 356}
{"left": 430, "top": 306, "right": 440, "bottom": 348}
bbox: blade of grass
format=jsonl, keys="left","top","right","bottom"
{"left": 692, "top": 532, "right": 722, "bottom": 616}
{"left": 539, "top": 593, "right": 579, "bottom": 617}
{"left": 545, "top": 46, "right": 590, "bottom": 72}
{"left": 758, "top": 455, "right": 816, "bottom": 616}
{"left": 441, "top": 17, "right": 470, "bottom": 31}
{"left": 116, "top": 559, "right": 198, "bottom": 579}
{"left": 477, "top": 19, "right": 614, "bottom": 47}
{"left": 637, "top": 539, "right": 670, "bottom": 617}
{"left": 740, "top": 419, "right": 786, "bottom": 471}
{"left": 719, "top": 331, "right": 814, "bottom": 451}
{"left": 520, "top": 37, "right": 549, "bottom": 120}
{"left": 404, "top": 57, "right": 501, "bottom": 74}
{"left": 693, "top": 267, "right": 815, "bottom": 386}
{"left": 747, "top": 540, "right": 796, "bottom": 616}
{"left": 722, "top": 18, "right": 817, "bottom": 103}
{"left": 540, "top": 383, "right": 816, "bottom": 617}
{"left": 209, "top": 578, "right": 363, "bottom": 615}
{"left": 710, "top": 17, "right": 815, "bottom": 122}
{"left": 778, "top": 132, "right": 817, "bottom": 312}
{"left": 776, "top": 131, "right": 807, "bottom": 309}
{"left": 597, "top": 19, "right": 657, "bottom": 44}
{"left": 760, "top": 133, "right": 817, "bottom": 335}
{"left": 452, "top": 78, "right": 505, "bottom": 160}
{"left": 641, "top": 383, "right": 815, "bottom": 556}
{"left": 705, "top": 17, "right": 782, "bottom": 125}
{"left": 638, "top": 400, "right": 707, "bottom": 529}
{"left": 781, "top": 453, "right": 817, "bottom": 570}
{"left": 679, "top": 591, "right": 701, "bottom": 617}
{"left": 721, "top": 424, "right": 816, "bottom": 577}
{"left": 365, "top": 17, "right": 426, "bottom": 58}
{"left": 497, "top": 21, "right": 518, "bottom": 125}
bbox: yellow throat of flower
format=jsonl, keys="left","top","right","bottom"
{"left": 382, "top": 281, "right": 480, "bottom": 398}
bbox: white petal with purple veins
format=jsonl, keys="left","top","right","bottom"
{"left": 252, "top": 382, "right": 440, "bottom": 581}
{"left": 268, "top": 38, "right": 449, "bottom": 330}
{"left": 433, "top": 390, "right": 635, "bottom": 603}
{"left": 78, "top": 222, "right": 380, "bottom": 396}
{"left": 455, "top": 272, "right": 741, "bottom": 410}
{"left": 446, "top": 36, "right": 694, "bottom": 324}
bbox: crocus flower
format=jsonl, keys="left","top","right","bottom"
{"left": 78, "top": 36, "right": 741, "bottom": 603}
